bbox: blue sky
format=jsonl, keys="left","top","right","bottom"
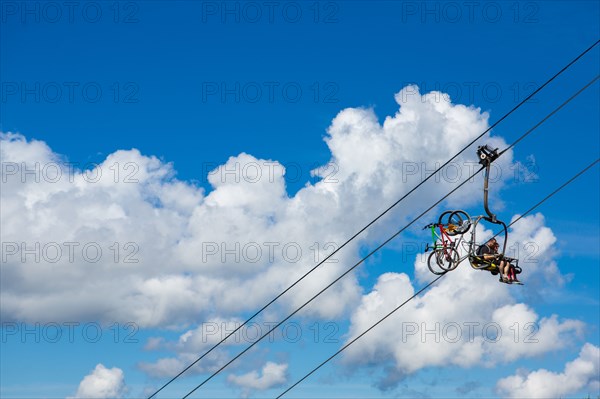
{"left": 1, "top": 1, "right": 599, "bottom": 398}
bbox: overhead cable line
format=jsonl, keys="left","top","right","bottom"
{"left": 276, "top": 157, "right": 600, "bottom": 398}
{"left": 148, "top": 39, "right": 599, "bottom": 399}
{"left": 181, "top": 73, "right": 599, "bottom": 398}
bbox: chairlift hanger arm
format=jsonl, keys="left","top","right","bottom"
{"left": 477, "top": 145, "right": 500, "bottom": 222}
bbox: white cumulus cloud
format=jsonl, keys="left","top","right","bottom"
{"left": 138, "top": 317, "right": 249, "bottom": 377}
{"left": 496, "top": 343, "right": 600, "bottom": 398}
{"left": 70, "top": 364, "right": 127, "bottom": 399}
{"left": 227, "top": 361, "right": 288, "bottom": 392}
{"left": 1, "top": 86, "right": 516, "bottom": 330}
{"left": 341, "top": 211, "right": 584, "bottom": 390}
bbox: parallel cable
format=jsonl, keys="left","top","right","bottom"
{"left": 182, "top": 73, "right": 599, "bottom": 398}
{"left": 149, "top": 40, "right": 599, "bottom": 398}
{"left": 183, "top": 167, "right": 484, "bottom": 398}
{"left": 277, "top": 275, "right": 445, "bottom": 399}
{"left": 499, "top": 158, "right": 599, "bottom": 234}
{"left": 277, "top": 157, "right": 600, "bottom": 398}
{"left": 499, "top": 75, "right": 600, "bottom": 156}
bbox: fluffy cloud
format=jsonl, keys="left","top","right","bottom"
{"left": 139, "top": 318, "right": 250, "bottom": 377}
{"left": 3, "top": 85, "right": 585, "bottom": 395}
{"left": 340, "top": 214, "right": 583, "bottom": 390}
{"left": 71, "top": 364, "right": 127, "bottom": 399}
{"left": 227, "top": 361, "right": 288, "bottom": 392}
{"left": 1, "top": 86, "right": 515, "bottom": 329}
{"left": 496, "top": 343, "right": 600, "bottom": 398}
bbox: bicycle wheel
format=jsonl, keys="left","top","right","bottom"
{"left": 448, "top": 210, "right": 471, "bottom": 236}
{"left": 437, "top": 210, "right": 453, "bottom": 226}
{"left": 435, "top": 247, "right": 460, "bottom": 271}
{"left": 427, "top": 250, "right": 447, "bottom": 275}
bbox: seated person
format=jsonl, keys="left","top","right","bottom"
{"left": 476, "top": 238, "right": 519, "bottom": 284}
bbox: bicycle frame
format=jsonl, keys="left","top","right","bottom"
{"left": 426, "top": 223, "right": 465, "bottom": 257}
{"left": 426, "top": 215, "right": 494, "bottom": 267}
{"left": 426, "top": 224, "right": 451, "bottom": 250}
